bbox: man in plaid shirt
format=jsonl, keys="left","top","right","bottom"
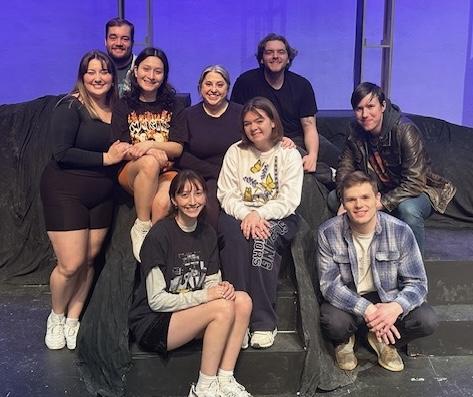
{"left": 317, "top": 171, "right": 438, "bottom": 372}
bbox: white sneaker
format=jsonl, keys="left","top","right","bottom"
{"left": 241, "top": 328, "right": 249, "bottom": 350}
{"left": 64, "top": 320, "right": 80, "bottom": 350}
{"left": 334, "top": 335, "right": 357, "bottom": 371}
{"left": 250, "top": 328, "right": 277, "bottom": 349}
{"left": 45, "top": 313, "right": 65, "bottom": 350}
{"left": 219, "top": 377, "right": 252, "bottom": 397}
{"left": 130, "top": 219, "right": 152, "bottom": 261}
{"left": 188, "top": 381, "right": 223, "bottom": 396}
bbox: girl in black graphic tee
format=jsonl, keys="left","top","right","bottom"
{"left": 129, "top": 170, "right": 253, "bottom": 397}
{"left": 111, "top": 47, "right": 187, "bottom": 261}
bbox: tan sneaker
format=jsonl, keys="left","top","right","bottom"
{"left": 334, "top": 335, "right": 357, "bottom": 371}
{"left": 367, "top": 332, "right": 404, "bottom": 372}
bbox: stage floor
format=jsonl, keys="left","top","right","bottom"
{"left": 1, "top": 284, "right": 473, "bottom": 397}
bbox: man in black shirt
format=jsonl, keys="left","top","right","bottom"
{"left": 105, "top": 17, "right": 136, "bottom": 96}
{"left": 231, "top": 33, "right": 320, "bottom": 173}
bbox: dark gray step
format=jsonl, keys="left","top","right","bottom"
{"left": 407, "top": 304, "right": 473, "bottom": 356}
{"left": 127, "top": 332, "right": 305, "bottom": 397}
{"left": 425, "top": 260, "right": 473, "bottom": 305}
{"left": 276, "top": 278, "right": 297, "bottom": 331}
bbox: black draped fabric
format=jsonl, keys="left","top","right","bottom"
{"left": 0, "top": 96, "right": 62, "bottom": 283}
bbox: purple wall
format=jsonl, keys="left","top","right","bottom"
{"left": 1, "top": 0, "right": 471, "bottom": 126}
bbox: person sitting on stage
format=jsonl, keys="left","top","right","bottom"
{"left": 112, "top": 47, "right": 186, "bottom": 261}
{"left": 331, "top": 82, "right": 455, "bottom": 253}
{"left": 318, "top": 171, "right": 438, "bottom": 372}
{"left": 41, "top": 50, "right": 130, "bottom": 350}
{"left": 217, "top": 96, "right": 303, "bottom": 349}
{"left": 128, "top": 170, "right": 253, "bottom": 397}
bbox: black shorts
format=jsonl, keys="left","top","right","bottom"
{"left": 40, "top": 163, "right": 114, "bottom": 231}
{"left": 138, "top": 312, "right": 172, "bottom": 355}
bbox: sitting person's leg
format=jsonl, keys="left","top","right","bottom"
{"left": 249, "top": 215, "right": 299, "bottom": 348}
{"left": 392, "top": 193, "right": 433, "bottom": 253}
{"left": 327, "top": 189, "right": 340, "bottom": 214}
{"left": 320, "top": 301, "right": 361, "bottom": 371}
{"left": 218, "top": 212, "right": 252, "bottom": 291}
{"left": 393, "top": 302, "right": 438, "bottom": 347}
{"left": 118, "top": 154, "right": 162, "bottom": 260}
{"left": 151, "top": 171, "right": 176, "bottom": 223}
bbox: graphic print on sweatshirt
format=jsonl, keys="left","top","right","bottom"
{"left": 128, "top": 110, "right": 172, "bottom": 144}
{"left": 243, "top": 156, "right": 279, "bottom": 204}
{"left": 168, "top": 251, "right": 207, "bottom": 293}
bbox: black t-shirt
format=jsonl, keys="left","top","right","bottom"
{"left": 129, "top": 218, "right": 219, "bottom": 341}
{"left": 231, "top": 68, "right": 318, "bottom": 139}
{"left": 111, "top": 95, "right": 187, "bottom": 144}
{"left": 176, "top": 101, "right": 243, "bottom": 180}
{"left": 50, "top": 96, "right": 113, "bottom": 177}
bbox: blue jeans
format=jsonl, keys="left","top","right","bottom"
{"left": 392, "top": 193, "right": 433, "bottom": 254}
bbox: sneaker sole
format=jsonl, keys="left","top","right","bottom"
{"left": 45, "top": 338, "right": 66, "bottom": 350}
{"left": 367, "top": 335, "right": 404, "bottom": 372}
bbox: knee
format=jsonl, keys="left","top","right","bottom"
{"left": 396, "top": 201, "right": 424, "bottom": 224}
{"left": 409, "top": 305, "right": 439, "bottom": 337}
{"left": 320, "top": 305, "right": 355, "bottom": 341}
{"left": 55, "top": 260, "right": 85, "bottom": 279}
{"left": 213, "top": 299, "right": 236, "bottom": 324}
{"left": 234, "top": 291, "right": 252, "bottom": 318}
{"left": 138, "top": 154, "right": 161, "bottom": 177}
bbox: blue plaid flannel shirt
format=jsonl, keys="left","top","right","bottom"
{"left": 317, "top": 212, "right": 427, "bottom": 318}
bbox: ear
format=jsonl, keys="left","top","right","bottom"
{"left": 381, "top": 100, "right": 386, "bottom": 113}
{"left": 171, "top": 198, "right": 177, "bottom": 208}
{"left": 271, "top": 121, "right": 275, "bottom": 129}
{"left": 133, "top": 66, "right": 138, "bottom": 78}
{"left": 375, "top": 192, "right": 382, "bottom": 207}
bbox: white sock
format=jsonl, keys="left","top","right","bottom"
{"left": 50, "top": 310, "right": 65, "bottom": 322}
{"left": 65, "top": 317, "right": 79, "bottom": 327}
{"left": 135, "top": 218, "right": 152, "bottom": 230}
{"left": 217, "top": 368, "right": 234, "bottom": 383}
{"left": 196, "top": 371, "right": 218, "bottom": 391}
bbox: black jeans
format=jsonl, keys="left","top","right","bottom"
{"left": 320, "top": 292, "right": 438, "bottom": 347}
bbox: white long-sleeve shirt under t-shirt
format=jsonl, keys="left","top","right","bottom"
{"left": 217, "top": 141, "right": 303, "bottom": 220}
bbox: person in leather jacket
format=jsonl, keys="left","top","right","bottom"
{"left": 332, "top": 82, "right": 455, "bottom": 253}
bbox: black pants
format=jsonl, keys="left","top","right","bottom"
{"left": 218, "top": 212, "right": 299, "bottom": 331}
{"left": 320, "top": 292, "right": 438, "bottom": 347}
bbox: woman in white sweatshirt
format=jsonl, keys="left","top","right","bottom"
{"left": 217, "top": 96, "right": 303, "bottom": 349}
{"left": 129, "top": 170, "right": 252, "bottom": 397}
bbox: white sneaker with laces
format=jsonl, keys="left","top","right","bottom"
{"left": 130, "top": 219, "right": 152, "bottom": 261}
{"left": 250, "top": 328, "right": 277, "bottom": 349}
{"left": 219, "top": 377, "right": 252, "bottom": 397}
{"left": 45, "top": 313, "right": 66, "bottom": 350}
{"left": 64, "top": 320, "right": 80, "bottom": 350}
{"left": 188, "top": 380, "right": 223, "bottom": 397}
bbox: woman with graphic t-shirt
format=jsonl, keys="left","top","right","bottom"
{"left": 217, "top": 97, "right": 303, "bottom": 349}
{"left": 129, "top": 170, "right": 253, "bottom": 397}
{"left": 111, "top": 47, "right": 187, "bottom": 261}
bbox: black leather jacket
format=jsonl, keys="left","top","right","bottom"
{"left": 336, "top": 105, "right": 456, "bottom": 213}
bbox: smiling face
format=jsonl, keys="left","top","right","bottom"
{"left": 243, "top": 109, "right": 275, "bottom": 152}
{"left": 354, "top": 94, "right": 386, "bottom": 135}
{"left": 200, "top": 71, "right": 228, "bottom": 109}
{"left": 82, "top": 58, "right": 113, "bottom": 100}
{"left": 342, "top": 182, "right": 381, "bottom": 234}
{"left": 172, "top": 180, "right": 207, "bottom": 225}
{"left": 105, "top": 25, "right": 133, "bottom": 62}
{"left": 134, "top": 56, "right": 164, "bottom": 99}
{"left": 261, "top": 40, "right": 289, "bottom": 74}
